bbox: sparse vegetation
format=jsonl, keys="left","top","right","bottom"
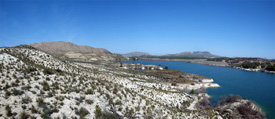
{"left": 79, "top": 107, "right": 90, "bottom": 119}
{"left": 0, "top": 47, "right": 266, "bottom": 119}
{"left": 5, "top": 105, "right": 12, "bottom": 117}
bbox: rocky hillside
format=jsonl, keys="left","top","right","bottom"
{"left": 0, "top": 47, "right": 265, "bottom": 119}
{"left": 122, "top": 52, "right": 151, "bottom": 57}
{"left": 29, "top": 41, "right": 125, "bottom": 61}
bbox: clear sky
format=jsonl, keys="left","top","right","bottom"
{"left": 0, "top": 0, "right": 274, "bottom": 59}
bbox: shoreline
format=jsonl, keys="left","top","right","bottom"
{"left": 132, "top": 58, "right": 275, "bottom": 74}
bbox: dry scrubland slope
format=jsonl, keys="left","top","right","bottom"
{"left": 29, "top": 41, "right": 125, "bottom": 61}
{"left": 0, "top": 47, "right": 265, "bottom": 119}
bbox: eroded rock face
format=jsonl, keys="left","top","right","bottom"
{"left": 29, "top": 41, "right": 125, "bottom": 61}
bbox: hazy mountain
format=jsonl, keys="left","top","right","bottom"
{"left": 29, "top": 41, "right": 125, "bottom": 61}
{"left": 163, "top": 51, "right": 219, "bottom": 58}
{"left": 122, "top": 51, "right": 151, "bottom": 57}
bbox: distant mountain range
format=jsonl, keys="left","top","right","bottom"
{"left": 29, "top": 41, "right": 125, "bottom": 61}
{"left": 163, "top": 51, "right": 220, "bottom": 58}
{"left": 122, "top": 51, "right": 151, "bottom": 57}
{"left": 123, "top": 51, "right": 220, "bottom": 58}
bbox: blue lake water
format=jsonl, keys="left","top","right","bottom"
{"left": 123, "top": 60, "right": 275, "bottom": 119}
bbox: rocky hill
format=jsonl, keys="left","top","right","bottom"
{"left": 0, "top": 47, "right": 265, "bottom": 119}
{"left": 164, "top": 51, "right": 219, "bottom": 58}
{"left": 122, "top": 52, "right": 151, "bottom": 57}
{"left": 29, "top": 41, "right": 125, "bottom": 61}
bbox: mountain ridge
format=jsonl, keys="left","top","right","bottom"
{"left": 163, "top": 51, "right": 219, "bottom": 58}
{"left": 124, "top": 51, "right": 220, "bottom": 58}
{"left": 29, "top": 41, "right": 125, "bottom": 61}
{"left": 122, "top": 51, "right": 151, "bottom": 57}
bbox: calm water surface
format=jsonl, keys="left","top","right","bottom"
{"left": 123, "top": 60, "right": 275, "bottom": 119}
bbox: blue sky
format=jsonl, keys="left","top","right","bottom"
{"left": 0, "top": 0, "right": 274, "bottom": 58}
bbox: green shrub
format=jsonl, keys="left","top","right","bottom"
{"left": 85, "top": 89, "right": 94, "bottom": 95}
{"left": 95, "top": 105, "right": 102, "bottom": 118}
{"left": 12, "top": 88, "right": 23, "bottom": 95}
{"left": 79, "top": 107, "right": 90, "bottom": 119}
{"left": 46, "top": 77, "right": 50, "bottom": 81}
{"left": 85, "top": 99, "right": 93, "bottom": 104}
{"left": 5, "top": 90, "right": 11, "bottom": 98}
{"left": 31, "top": 105, "right": 37, "bottom": 113}
{"left": 41, "top": 81, "right": 50, "bottom": 91}
{"left": 43, "top": 68, "right": 55, "bottom": 75}
{"left": 37, "top": 98, "right": 45, "bottom": 107}
{"left": 20, "top": 111, "right": 29, "bottom": 119}
{"left": 5, "top": 105, "right": 12, "bottom": 117}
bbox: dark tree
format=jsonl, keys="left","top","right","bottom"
{"left": 120, "top": 61, "right": 123, "bottom": 67}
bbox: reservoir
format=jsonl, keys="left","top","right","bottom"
{"left": 123, "top": 60, "right": 275, "bottom": 119}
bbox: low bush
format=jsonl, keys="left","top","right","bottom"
{"left": 196, "top": 96, "right": 210, "bottom": 109}
{"left": 20, "top": 111, "right": 29, "bottom": 119}
{"left": 217, "top": 95, "right": 242, "bottom": 106}
{"left": 37, "top": 98, "right": 45, "bottom": 107}
{"left": 12, "top": 88, "right": 23, "bottom": 95}
{"left": 85, "top": 89, "right": 94, "bottom": 95}
{"left": 41, "top": 81, "right": 50, "bottom": 91}
{"left": 85, "top": 99, "right": 93, "bottom": 104}
{"left": 43, "top": 68, "right": 55, "bottom": 75}
{"left": 5, "top": 105, "right": 12, "bottom": 117}
{"left": 79, "top": 107, "right": 90, "bottom": 119}
{"left": 237, "top": 102, "right": 266, "bottom": 119}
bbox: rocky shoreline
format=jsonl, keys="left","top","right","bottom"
{"left": 137, "top": 58, "right": 275, "bottom": 74}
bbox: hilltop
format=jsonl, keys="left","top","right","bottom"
{"left": 29, "top": 41, "right": 125, "bottom": 61}
{"left": 122, "top": 52, "right": 151, "bottom": 57}
{"left": 162, "top": 51, "right": 220, "bottom": 58}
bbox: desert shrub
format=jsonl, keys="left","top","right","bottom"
{"left": 37, "top": 98, "right": 45, "bottom": 107}
{"left": 75, "top": 97, "right": 83, "bottom": 103}
{"left": 113, "top": 85, "right": 118, "bottom": 94}
{"left": 85, "top": 99, "right": 93, "bottom": 104}
{"left": 24, "top": 67, "right": 37, "bottom": 74}
{"left": 85, "top": 89, "right": 94, "bottom": 95}
{"left": 114, "top": 100, "right": 122, "bottom": 105}
{"left": 95, "top": 105, "right": 102, "bottom": 118}
{"left": 47, "top": 91, "right": 53, "bottom": 97}
{"left": 41, "top": 81, "right": 50, "bottom": 91}
{"left": 43, "top": 106, "right": 53, "bottom": 117}
{"left": 55, "top": 68, "right": 62, "bottom": 73}
{"left": 196, "top": 96, "right": 210, "bottom": 109}
{"left": 12, "top": 88, "right": 23, "bottom": 95}
{"left": 237, "top": 102, "right": 266, "bottom": 119}
{"left": 4, "top": 83, "right": 10, "bottom": 89}
{"left": 46, "top": 77, "right": 50, "bottom": 81}
{"left": 266, "top": 64, "right": 275, "bottom": 71}
{"left": 100, "top": 112, "right": 120, "bottom": 119}
{"left": 52, "top": 107, "right": 59, "bottom": 113}
{"left": 217, "top": 95, "right": 242, "bottom": 106}
{"left": 41, "top": 113, "right": 51, "bottom": 119}
{"left": 79, "top": 107, "right": 90, "bottom": 119}
{"left": 190, "top": 89, "right": 195, "bottom": 94}
{"left": 31, "top": 105, "right": 37, "bottom": 113}
{"left": 20, "top": 111, "right": 29, "bottom": 119}
{"left": 43, "top": 68, "right": 55, "bottom": 75}
{"left": 22, "top": 96, "right": 32, "bottom": 104}
{"left": 21, "top": 85, "right": 31, "bottom": 90}
{"left": 5, "top": 90, "right": 11, "bottom": 98}
{"left": 5, "top": 105, "right": 12, "bottom": 117}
